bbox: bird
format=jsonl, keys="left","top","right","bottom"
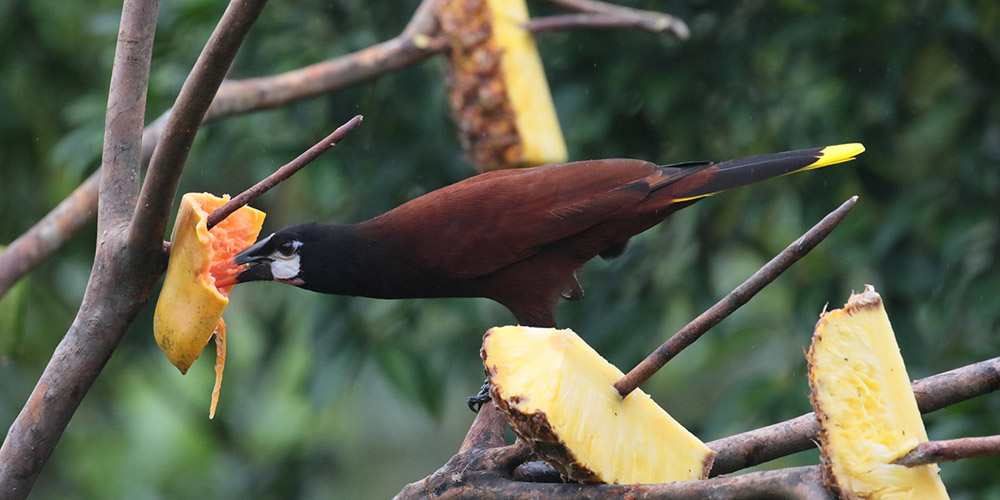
{"left": 217, "top": 144, "right": 862, "bottom": 329}
{"left": 215, "top": 143, "right": 862, "bottom": 410}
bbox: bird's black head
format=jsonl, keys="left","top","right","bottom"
{"left": 219, "top": 222, "right": 378, "bottom": 296}
{"left": 226, "top": 224, "right": 320, "bottom": 287}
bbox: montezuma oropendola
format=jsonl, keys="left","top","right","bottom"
{"left": 216, "top": 144, "right": 863, "bottom": 330}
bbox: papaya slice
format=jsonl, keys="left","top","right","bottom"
{"left": 483, "top": 326, "right": 715, "bottom": 484}
{"left": 153, "top": 192, "right": 265, "bottom": 418}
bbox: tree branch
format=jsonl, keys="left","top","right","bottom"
{"left": 97, "top": 2, "right": 158, "bottom": 231}
{"left": 0, "top": 0, "right": 160, "bottom": 495}
{"left": 460, "top": 403, "right": 510, "bottom": 453}
{"left": 397, "top": 458, "right": 832, "bottom": 499}
{"left": 527, "top": 13, "right": 687, "bottom": 37}
{"left": 894, "top": 435, "right": 1000, "bottom": 467}
{"left": 614, "top": 196, "right": 858, "bottom": 397}
{"left": 206, "top": 115, "right": 363, "bottom": 229}
{"left": 0, "top": 178, "right": 97, "bottom": 296}
{"left": 128, "top": 0, "right": 269, "bottom": 252}
{"left": 708, "top": 355, "right": 1000, "bottom": 475}
{"left": 535, "top": 0, "right": 690, "bottom": 39}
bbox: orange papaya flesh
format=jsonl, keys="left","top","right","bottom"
{"left": 210, "top": 318, "right": 226, "bottom": 419}
{"left": 153, "top": 193, "right": 264, "bottom": 417}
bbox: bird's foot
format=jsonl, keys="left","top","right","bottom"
{"left": 467, "top": 379, "right": 492, "bottom": 413}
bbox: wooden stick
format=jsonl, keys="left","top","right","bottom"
{"left": 894, "top": 435, "right": 1000, "bottom": 467}
{"left": 206, "top": 114, "right": 363, "bottom": 229}
{"left": 614, "top": 196, "right": 858, "bottom": 397}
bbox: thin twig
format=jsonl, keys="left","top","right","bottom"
{"left": 537, "top": 0, "right": 690, "bottom": 39}
{"left": 614, "top": 196, "right": 859, "bottom": 397}
{"left": 206, "top": 115, "right": 363, "bottom": 229}
{"left": 402, "top": 0, "right": 441, "bottom": 38}
{"left": 528, "top": 13, "right": 686, "bottom": 37}
{"left": 894, "top": 435, "right": 1000, "bottom": 467}
{"left": 709, "top": 355, "right": 1000, "bottom": 475}
{"left": 128, "top": 0, "right": 269, "bottom": 253}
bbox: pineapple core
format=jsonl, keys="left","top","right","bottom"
{"left": 483, "top": 326, "right": 715, "bottom": 484}
{"left": 808, "top": 285, "right": 949, "bottom": 499}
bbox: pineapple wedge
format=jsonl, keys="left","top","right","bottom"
{"left": 808, "top": 285, "right": 949, "bottom": 499}
{"left": 439, "top": 0, "right": 568, "bottom": 171}
{"left": 483, "top": 326, "right": 715, "bottom": 484}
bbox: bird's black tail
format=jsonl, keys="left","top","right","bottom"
{"left": 670, "top": 143, "right": 864, "bottom": 202}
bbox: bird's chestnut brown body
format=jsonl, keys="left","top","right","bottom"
{"left": 226, "top": 145, "right": 863, "bottom": 328}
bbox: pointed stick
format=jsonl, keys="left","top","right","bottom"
{"left": 614, "top": 196, "right": 859, "bottom": 397}
{"left": 206, "top": 114, "right": 362, "bottom": 229}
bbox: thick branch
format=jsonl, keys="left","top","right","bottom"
{"left": 97, "top": 0, "right": 159, "bottom": 231}
{"left": 708, "top": 355, "right": 1000, "bottom": 475}
{"left": 460, "top": 403, "right": 509, "bottom": 453}
{"left": 615, "top": 196, "right": 858, "bottom": 397}
{"left": 397, "top": 462, "right": 832, "bottom": 499}
{"left": 128, "top": 0, "right": 269, "bottom": 252}
{"left": 0, "top": 0, "right": 160, "bottom": 495}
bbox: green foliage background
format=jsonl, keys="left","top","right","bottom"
{"left": 2, "top": 0, "right": 999, "bottom": 498}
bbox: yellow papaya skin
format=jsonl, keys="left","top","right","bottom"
{"left": 153, "top": 193, "right": 264, "bottom": 374}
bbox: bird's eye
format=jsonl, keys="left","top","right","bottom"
{"left": 277, "top": 240, "right": 297, "bottom": 257}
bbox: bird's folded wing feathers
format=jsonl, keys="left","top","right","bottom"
{"left": 374, "top": 159, "right": 662, "bottom": 279}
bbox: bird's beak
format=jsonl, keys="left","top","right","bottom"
{"left": 213, "top": 237, "right": 275, "bottom": 288}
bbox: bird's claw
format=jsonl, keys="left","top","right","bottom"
{"left": 467, "top": 379, "right": 492, "bottom": 413}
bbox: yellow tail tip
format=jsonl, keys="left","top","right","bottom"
{"left": 809, "top": 143, "right": 865, "bottom": 170}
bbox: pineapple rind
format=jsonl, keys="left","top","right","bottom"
{"left": 485, "top": 0, "right": 567, "bottom": 167}
{"left": 439, "top": 0, "right": 567, "bottom": 171}
{"left": 808, "top": 286, "right": 950, "bottom": 499}
{"left": 484, "top": 326, "right": 714, "bottom": 484}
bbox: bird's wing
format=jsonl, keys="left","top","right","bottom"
{"left": 370, "top": 159, "right": 669, "bottom": 279}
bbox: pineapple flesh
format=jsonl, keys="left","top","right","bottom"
{"left": 808, "top": 285, "right": 950, "bottom": 499}
{"left": 483, "top": 326, "right": 715, "bottom": 484}
{"left": 439, "top": 0, "right": 568, "bottom": 172}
